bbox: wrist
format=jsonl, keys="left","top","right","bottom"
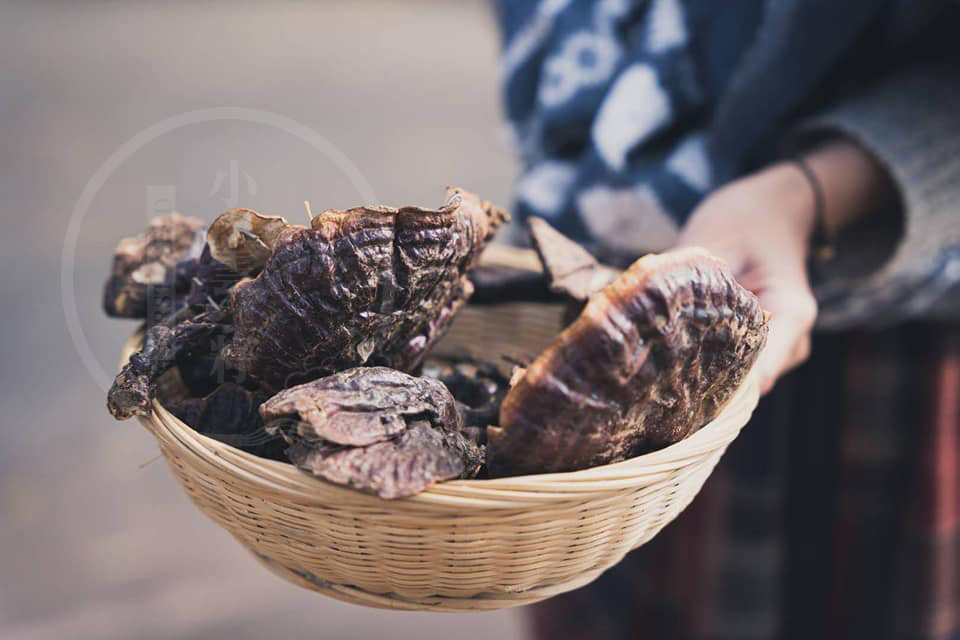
{"left": 756, "top": 162, "right": 819, "bottom": 246}
{"left": 794, "top": 139, "right": 898, "bottom": 233}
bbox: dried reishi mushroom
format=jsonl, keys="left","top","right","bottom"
{"left": 286, "top": 421, "right": 483, "bottom": 499}
{"left": 105, "top": 188, "right": 508, "bottom": 424}
{"left": 260, "top": 367, "right": 461, "bottom": 447}
{"left": 420, "top": 355, "right": 510, "bottom": 436}
{"left": 206, "top": 208, "right": 293, "bottom": 272}
{"left": 182, "top": 245, "right": 247, "bottom": 311}
{"left": 527, "top": 216, "right": 619, "bottom": 302}
{"left": 223, "top": 187, "right": 508, "bottom": 390}
{"left": 487, "top": 247, "right": 769, "bottom": 476}
{"left": 262, "top": 367, "right": 482, "bottom": 498}
{"left": 165, "top": 383, "right": 285, "bottom": 461}
{"left": 107, "top": 307, "right": 229, "bottom": 419}
{"left": 103, "top": 213, "right": 206, "bottom": 319}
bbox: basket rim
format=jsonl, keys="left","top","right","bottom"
{"left": 125, "top": 332, "right": 758, "bottom": 509}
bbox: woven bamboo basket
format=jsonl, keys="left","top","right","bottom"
{"left": 122, "top": 246, "right": 759, "bottom": 612}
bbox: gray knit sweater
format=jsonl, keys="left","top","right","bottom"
{"left": 797, "top": 67, "right": 960, "bottom": 328}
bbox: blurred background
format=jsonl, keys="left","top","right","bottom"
{"left": 0, "top": 2, "right": 525, "bottom": 638}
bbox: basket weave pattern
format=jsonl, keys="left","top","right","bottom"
{"left": 128, "top": 249, "right": 759, "bottom": 611}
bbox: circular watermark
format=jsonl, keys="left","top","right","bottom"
{"left": 62, "top": 107, "right": 378, "bottom": 392}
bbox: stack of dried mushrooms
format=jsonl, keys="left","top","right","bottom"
{"left": 105, "top": 190, "right": 767, "bottom": 498}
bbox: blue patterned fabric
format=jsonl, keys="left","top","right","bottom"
{"left": 494, "top": 0, "right": 915, "bottom": 259}
{"left": 498, "top": 0, "right": 766, "bottom": 256}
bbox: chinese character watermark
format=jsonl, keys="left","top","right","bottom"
{"left": 209, "top": 159, "right": 258, "bottom": 208}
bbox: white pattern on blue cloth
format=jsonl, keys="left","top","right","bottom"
{"left": 646, "top": 0, "right": 688, "bottom": 52}
{"left": 592, "top": 64, "right": 673, "bottom": 171}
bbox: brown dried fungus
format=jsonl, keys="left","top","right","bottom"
{"left": 487, "top": 247, "right": 769, "bottom": 476}
{"left": 103, "top": 213, "right": 206, "bottom": 319}
{"left": 221, "top": 187, "right": 507, "bottom": 390}
{"left": 527, "top": 216, "right": 619, "bottom": 302}
{"left": 261, "top": 367, "right": 482, "bottom": 498}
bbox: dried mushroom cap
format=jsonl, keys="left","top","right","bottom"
{"left": 527, "top": 216, "right": 619, "bottom": 302}
{"left": 287, "top": 421, "right": 483, "bottom": 499}
{"left": 206, "top": 208, "right": 293, "bottom": 272}
{"left": 260, "top": 367, "right": 461, "bottom": 447}
{"left": 420, "top": 355, "right": 510, "bottom": 433}
{"left": 262, "top": 367, "right": 481, "bottom": 499}
{"left": 103, "top": 213, "right": 206, "bottom": 318}
{"left": 164, "top": 383, "right": 286, "bottom": 461}
{"left": 223, "top": 187, "right": 508, "bottom": 390}
{"left": 487, "top": 247, "right": 769, "bottom": 477}
{"left": 107, "top": 307, "right": 229, "bottom": 419}
{"left": 183, "top": 244, "right": 247, "bottom": 311}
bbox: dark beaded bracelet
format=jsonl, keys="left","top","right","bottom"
{"left": 791, "top": 156, "right": 836, "bottom": 263}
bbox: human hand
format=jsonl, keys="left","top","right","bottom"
{"left": 678, "top": 140, "right": 895, "bottom": 393}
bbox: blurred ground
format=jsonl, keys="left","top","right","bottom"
{"left": 0, "top": 2, "right": 525, "bottom": 638}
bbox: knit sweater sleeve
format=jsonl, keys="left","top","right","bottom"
{"left": 787, "top": 67, "right": 960, "bottom": 329}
